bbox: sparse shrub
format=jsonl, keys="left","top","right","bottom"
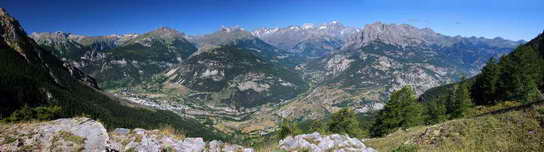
{"left": 391, "top": 144, "right": 417, "bottom": 152}
{"left": 5, "top": 105, "right": 34, "bottom": 122}
{"left": 4, "top": 105, "right": 62, "bottom": 122}
{"left": 59, "top": 131, "right": 86, "bottom": 144}
{"left": 159, "top": 124, "right": 186, "bottom": 140}
{"left": 2, "top": 136, "right": 17, "bottom": 144}
{"left": 536, "top": 106, "right": 544, "bottom": 115}
{"left": 34, "top": 105, "right": 62, "bottom": 120}
{"left": 276, "top": 119, "right": 302, "bottom": 139}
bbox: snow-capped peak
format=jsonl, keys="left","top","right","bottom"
{"left": 319, "top": 26, "right": 328, "bottom": 29}
{"left": 220, "top": 26, "right": 245, "bottom": 32}
{"left": 302, "top": 23, "right": 314, "bottom": 29}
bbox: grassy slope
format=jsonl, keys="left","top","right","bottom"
{"left": 365, "top": 101, "right": 544, "bottom": 152}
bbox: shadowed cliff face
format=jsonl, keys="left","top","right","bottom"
{"left": 0, "top": 8, "right": 99, "bottom": 89}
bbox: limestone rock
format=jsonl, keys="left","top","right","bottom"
{"left": 0, "top": 117, "right": 254, "bottom": 152}
{"left": 0, "top": 117, "right": 109, "bottom": 152}
{"left": 279, "top": 132, "right": 377, "bottom": 152}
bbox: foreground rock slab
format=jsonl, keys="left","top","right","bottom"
{"left": 0, "top": 117, "right": 253, "bottom": 152}
{"left": 0, "top": 117, "right": 108, "bottom": 152}
{"left": 109, "top": 128, "right": 254, "bottom": 152}
{"left": 279, "top": 132, "right": 377, "bottom": 152}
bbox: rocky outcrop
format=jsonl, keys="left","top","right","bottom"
{"left": 0, "top": 118, "right": 385, "bottom": 152}
{"left": 0, "top": 117, "right": 109, "bottom": 152}
{"left": 279, "top": 132, "right": 377, "bottom": 152}
{"left": 0, "top": 117, "right": 254, "bottom": 152}
{"left": 109, "top": 128, "right": 254, "bottom": 152}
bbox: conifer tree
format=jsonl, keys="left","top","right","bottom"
{"left": 450, "top": 80, "right": 473, "bottom": 119}
{"left": 498, "top": 46, "right": 543, "bottom": 102}
{"left": 519, "top": 77, "right": 541, "bottom": 103}
{"left": 445, "top": 88, "right": 456, "bottom": 115}
{"left": 327, "top": 108, "right": 361, "bottom": 136}
{"left": 425, "top": 98, "right": 447, "bottom": 124}
{"left": 472, "top": 57, "right": 501, "bottom": 105}
{"left": 370, "top": 86, "right": 424, "bottom": 137}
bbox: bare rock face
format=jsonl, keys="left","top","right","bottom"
{"left": 279, "top": 132, "right": 377, "bottom": 152}
{"left": 348, "top": 22, "right": 446, "bottom": 48}
{"left": 109, "top": 128, "right": 254, "bottom": 152}
{"left": 0, "top": 117, "right": 109, "bottom": 152}
{"left": 0, "top": 117, "right": 254, "bottom": 152}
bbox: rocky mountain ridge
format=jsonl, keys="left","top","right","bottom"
{"left": 221, "top": 22, "right": 524, "bottom": 127}
{"left": 32, "top": 27, "right": 197, "bottom": 89}
{"left": 253, "top": 21, "right": 360, "bottom": 58}
{"left": 26, "top": 15, "right": 524, "bottom": 135}
{"left": 1, "top": 8, "right": 226, "bottom": 140}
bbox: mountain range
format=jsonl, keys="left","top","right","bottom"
{"left": 25, "top": 15, "right": 526, "bottom": 134}
{"left": 0, "top": 8, "right": 226, "bottom": 140}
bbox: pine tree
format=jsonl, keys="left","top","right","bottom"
{"left": 327, "top": 108, "right": 362, "bottom": 136}
{"left": 445, "top": 88, "right": 456, "bottom": 115}
{"left": 499, "top": 46, "right": 543, "bottom": 102}
{"left": 519, "top": 77, "right": 541, "bottom": 103}
{"left": 370, "top": 86, "right": 424, "bottom": 137}
{"left": 450, "top": 81, "right": 473, "bottom": 119}
{"left": 425, "top": 98, "right": 447, "bottom": 125}
{"left": 472, "top": 57, "right": 501, "bottom": 105}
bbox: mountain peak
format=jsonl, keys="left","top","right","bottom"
{"left": 349, "top": 22, "right": 444, "bottom": 47}
{"left": 220, "top": 26, "right": 245, "bottom": 33}
{"left": 367, "top": 21, "right": 385, "bottom": 26}
{"left": 155, "top": 26, "right": 177, "bottom": 32}
{"left": 324, "top": 20, "right": 342, "bottom": 26}
{"left": 128, "top": 26, "right": 187, "bottom": 44}
{"left": 0, "top": 8, "right": 40, "bottom": 60}
{"left": 0, "top": 8, "right": 27, "bottom": 43}
{"left": 0, "top": 8, "right": 8, "bottom": 16}
{"left": 149, "top": 26, "right": 184, "bottom": 36}
{"left": 30, "top": 32, "right": 86, "bottom": 41}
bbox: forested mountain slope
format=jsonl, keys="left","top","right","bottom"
{"left": 0, "top": 8, "right": 225, "bottom": 140}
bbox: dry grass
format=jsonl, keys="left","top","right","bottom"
{"left": 253, "top": 141, "right": 282, "bottom": 152}
{"left": 365, "top": 103, "right": 544, "bottom": 152}
{"left": 159, "top": 124, "right": 186, "bottom": 140}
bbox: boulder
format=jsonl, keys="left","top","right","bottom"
{"left": 0, "top": 117, "right": 255, "bottom": 152}
{"left": 279, "top": 132, "right": 377, "bottom": 152}
{"left": 0, "top": 117, "right": 109, "bottom": 152}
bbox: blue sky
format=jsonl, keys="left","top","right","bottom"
{"left": 2, "top": 0, "right": 543, "bottom": 41}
